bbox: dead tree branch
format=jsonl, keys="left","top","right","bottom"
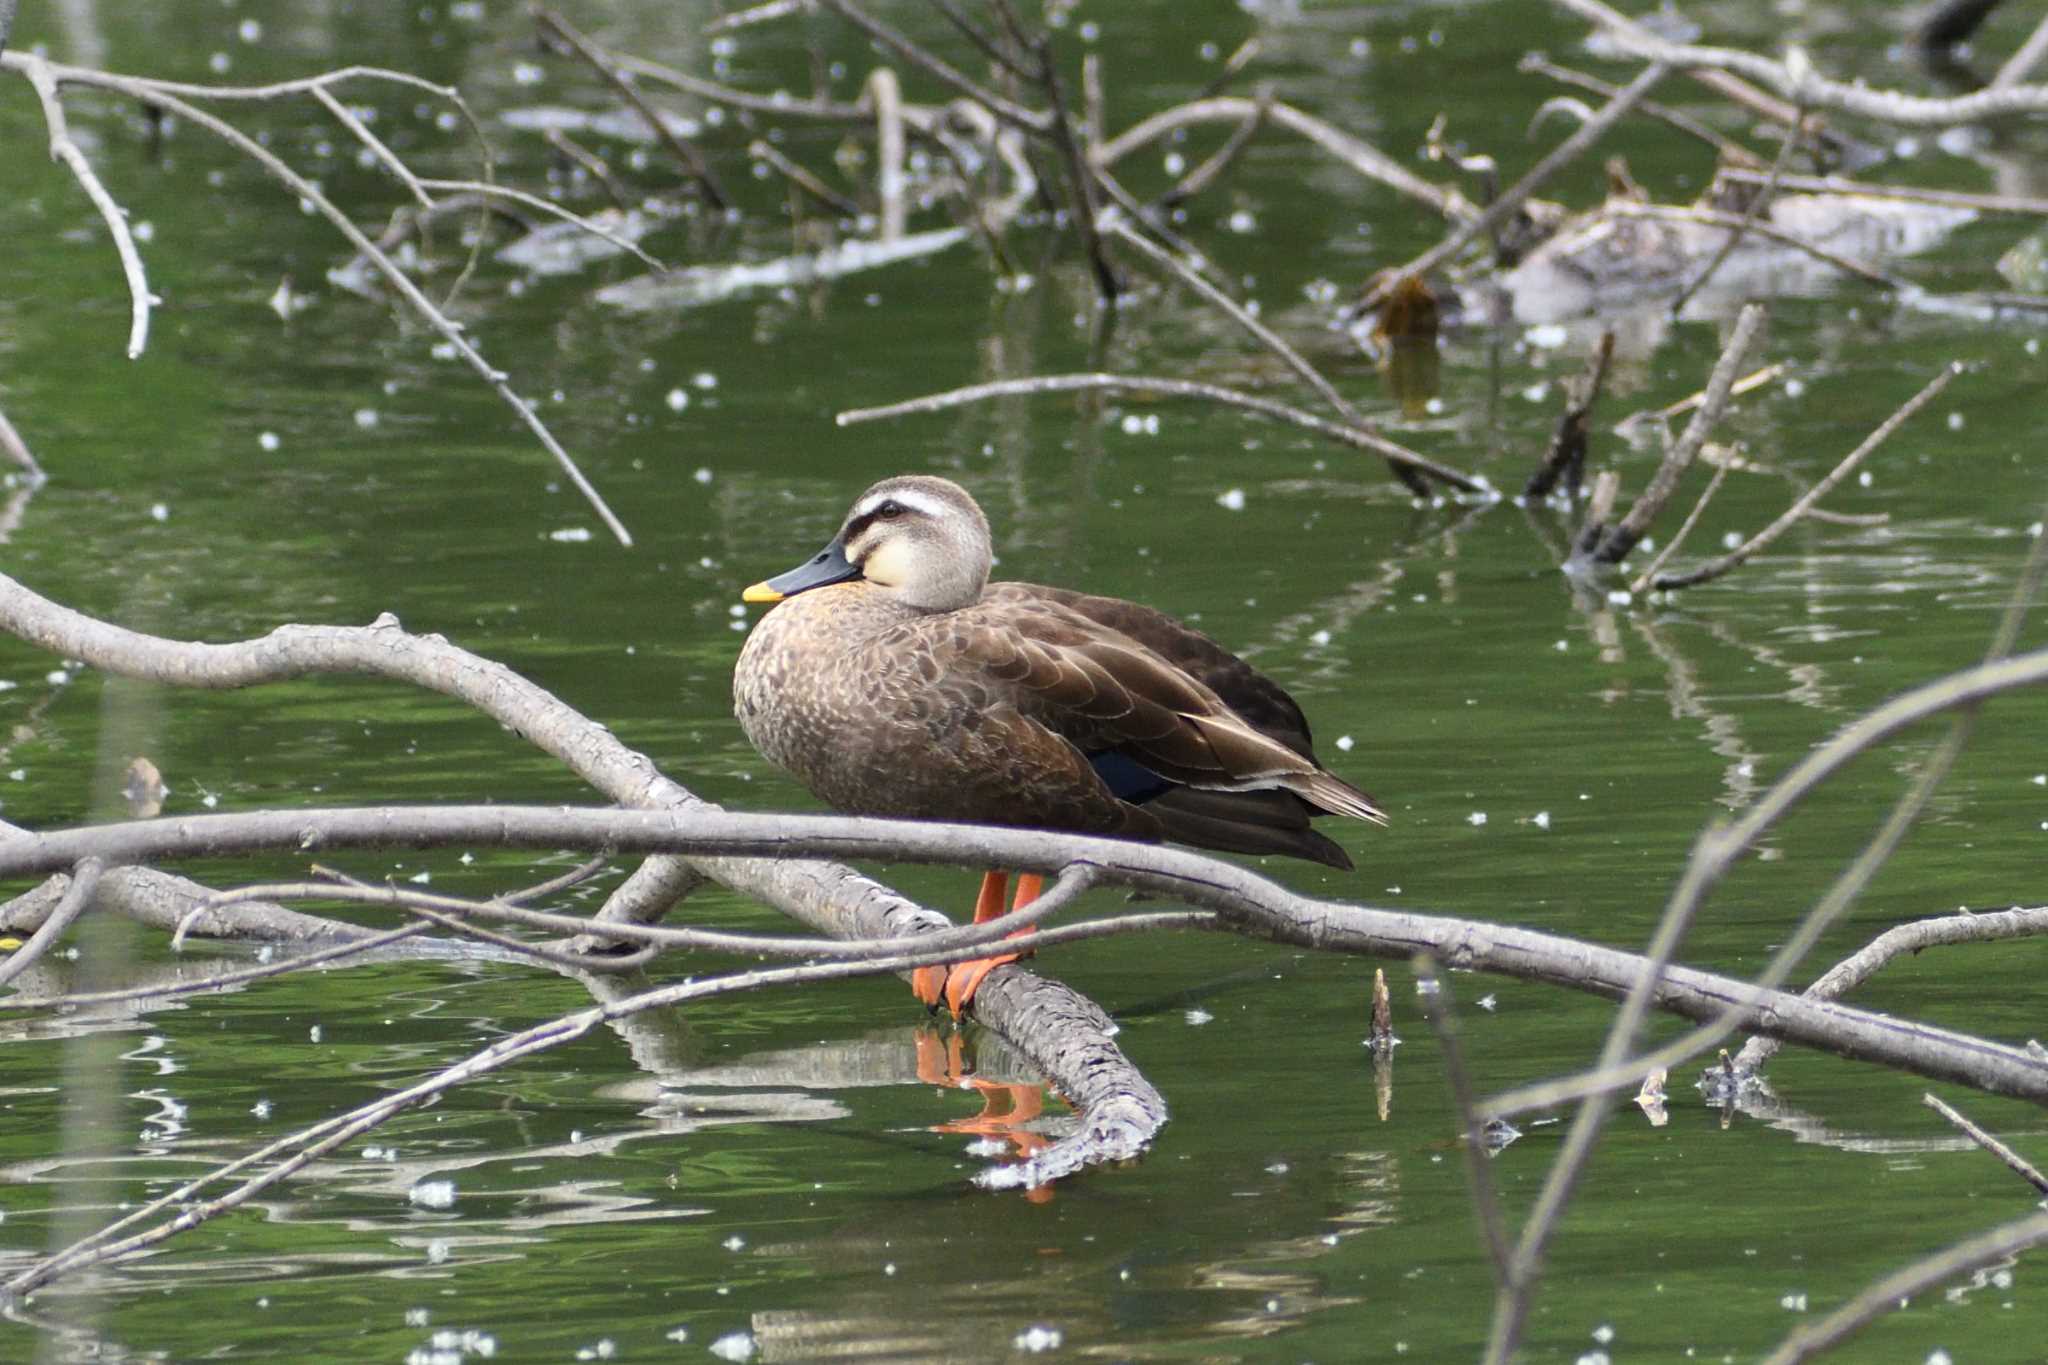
{"left": 1732, "top": 905, "right": 2048, "bottom": 1075}
{"left": 838, "top": 373, "right": 1489, "bottom": 495}
{"left": 1523, "top": 331, "right": 1613, "bottom": 502}
{"left": 1760, "top": 1209, "right": 2048, "bottom": 1363}
{"left": 1651, "top": 361, "right": 1957, "bottom": 590}
{"left": 0, "top": 50, "right": 635, "bottom": 546}
{"left": 1351, "top": 62, "right": 1669, "bottom": 316}
{"left": 1586, "top": 302, "right": 1765, "bottom": 566}
{"left": 1924, "top": 1093, "right": 2048, "bottom": 1194}
{"left": 5, "top": 801, "right": 2048, "bottom": 1105}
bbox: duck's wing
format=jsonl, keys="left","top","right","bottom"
{"left": 947, "top": 599, "right": 1386, "bottom": 841}
{"left": 986, "top": 582, "right": 1315, "bottom": 756}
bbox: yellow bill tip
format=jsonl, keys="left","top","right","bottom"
{"left": 741, "top": 582, "right": 784, "bottom": 604}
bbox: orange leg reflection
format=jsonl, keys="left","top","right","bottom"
{"left": 914, "top": 1027, "right": 1058, "bottom": 1203}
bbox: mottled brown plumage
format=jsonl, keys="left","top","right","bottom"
{"left": 733, "top": 476, "right": 1384, "bottom": 873}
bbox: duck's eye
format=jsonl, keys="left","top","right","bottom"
{"left": 874, "top": 501, "right": 904, "bottom": 520}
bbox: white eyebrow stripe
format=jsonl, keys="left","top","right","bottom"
{"left": 852, "top": 488, "right": 953, "bottom": 521}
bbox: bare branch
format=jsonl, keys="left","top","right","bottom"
{"left": 1583, "top": 16, "right": 2048, "bottom": 124}
{"left": 1993, "top": 10, "right": 2048, "bottom": 89}
{"left": 1518, "top": 52, "right": 1763, "bottom": 168}
{"left": 1523, "top": 331, "right": 1612, "bottom": 502}
{"left": 1671, "top": 114, "right": 1805, "bottom": 316}
{"left": 4, "top": 800, "right": 2047, "bottom": 1104}
{"left": 1924, "top": 1093, "right": 2048, "bottom": 1194}
{"left": 1550, "top": 0, "right": 1874, "bottom": 162}
{"left": 20, "top": 54, "right": 153, "bottom": 359}
{"left": 1732, "top": 905, "right": 2048, "bottom": 1074}
{"left": 1652, "top": 362, "right": 1957, "bottom": 590}
{"left": 813, "top": 0, "right": 1050, "bottom": 133}
{"left": 1154, "top": 87, "right": 1270, "bottom": 210}
{"left": 1591, "top": 302, "right": 1765, "bottom": 565}
{"left": 1099, "top": 96, "right": 1476, "bottom": 225}
{"left": 417, "top": 177, "right": 669, "bottom": 270}
{"left": 1713, "top": 169, "right": 2048, "bottom": 219}
{"left": 0, "top": 403, "right": 46, "bottom": 484}
{"left": 0, "top": 858, "right": 100, "bottom": 989}
{"left": 1106, "top": 220, "right": 1425, "bottom": 493}
{"left": 837, "top": 373, "right": 1489, "bottom": 494}
{"left": 1354, "top": 62, "right": 1669, "bottom": 316}
{"left": 748, "top": 139, "right": 865, "bottom": 219}
{"left": 1415, "top": 956, "right": 1512, "bottom": 1287}
{"left": 533, "top": 7, "right": 729, "bottom": 210}
{"left": 1760, "top": 1210, "right": 2048, "bottom": 1364}
{"left": 0, "top": 51, "right": 635, "bottom": 545}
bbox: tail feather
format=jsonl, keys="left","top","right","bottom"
{"left": 1287, "top": 770, "right": 1388, "bottom": 826}
{"left": 1143, "top": 787, "right": 1357, "bottom": 870}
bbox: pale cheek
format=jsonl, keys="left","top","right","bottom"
{"left": 863, "top": 541, "right": 909, "bottom": 586}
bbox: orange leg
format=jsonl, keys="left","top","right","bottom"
{"left": 941, "top": 871, "right": 1043, "bottom": 1018}
{"left": 911, "top": 871, "right": 1009, "bottom": 1010}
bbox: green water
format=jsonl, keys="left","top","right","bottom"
{"left": 3, "top": 1, "right": 2047, "bottom": 1360}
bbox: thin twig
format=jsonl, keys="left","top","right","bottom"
{"left": 1992, "top": 10, "right": 2048, "bottom": 89}
{"left": 417, "top": 177, "right": 669, "bottom": 269}
{"left": 749, "top": 139, "right": 864, "bottom": 218}
{"left": 1592, "top": 302, "right": 1765, "bottom": 564}
{"left": 21, "top": 55, "right": 152, "bottom": 359}
{"left": 6, "top": 52, "right": 634, "bottom": 545}
{"left": 1924, "top": 1093, "right": 2048, "bottom": 1193}
{"left": 1107, "top": 219, "right": 1426, "bottom": 494}
{"left": 613, "top": 49, "right": 866, "bottom": 120}
{"left": 0, "top": 857, "right": 100, "bottom": 989}
{"left": 704, "top": 0, "right": 806, "bottom": 36}
{"left": 1580, "top": 13, "right": 2048, "bottom": 124}
{"left": 932, "top": 0, "right": 1034, "bottom": 82}
{"left": 1653, "top": 362, "right": 1956, "bottom": 590}
{"left": 1550, "top": 0, "right": 1875, "bottom": 162}
{"left": 1155, "top": 86, "right": 1270, "bottom": 210}
{"left": 533, "top": 7, "right": 730, "bottom": 210}
{"left": 1352, "top": 62, "right": 1668, "bottom": 316}
{"left": 1035, "top": 35, "right": 1118, "bottom": 302}
{"left": 1608, "top": 201, "right": 1901, "bottom": 291}
{"left": 1415, "top": 956, "right": 1512, "bottom": 1287}
{"left": 1712, "top": 169, "right": 2048, "bottom": 219}
{"left": 2, "top": 922, "right": 437, "bottom": 1012}
{"left": 0, "top": 404, "right": 46, "bottom": 484}
{"left": 1099, "top": 96, "right": 1476, "bottom": 225}
{"left": 1626, "top": 460, "right": 1729, "bottom": 596}
{"left": 311, "top": 84, "right": 431, "bottom": 208}
{"left": 542, "top": 126, "right": 631, "bottom": 208}
{"left": 192, "top": 866, "right": 1103, "bottom": 969}
{"left": 1671, "top": 113, "right": 1804, "bottom": 316}
{"left": 1518, "top": 52, "right": 1763, "bottom": 168}
{"left": 1193, "top": 37, "right": 1261, "bottom": 103}
{"left": 1523, "top": 331, "right": 1612, "bottom": 502}
{"left": 837, "top": 372, "right": 1487, "bottom": 493}
{"left": 814, "top": 0, "right": 1049, "bottom": 132}
{"left": 1760, "top": 1210, "right": 2048, "bottom": 1364}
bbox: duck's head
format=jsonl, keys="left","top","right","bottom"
{"left": 743, "top": 475, "right": 991, "bottom": 612}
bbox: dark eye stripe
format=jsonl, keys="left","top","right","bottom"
{"left": 844, "top": 500, "right": 909, "bottom": 542}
